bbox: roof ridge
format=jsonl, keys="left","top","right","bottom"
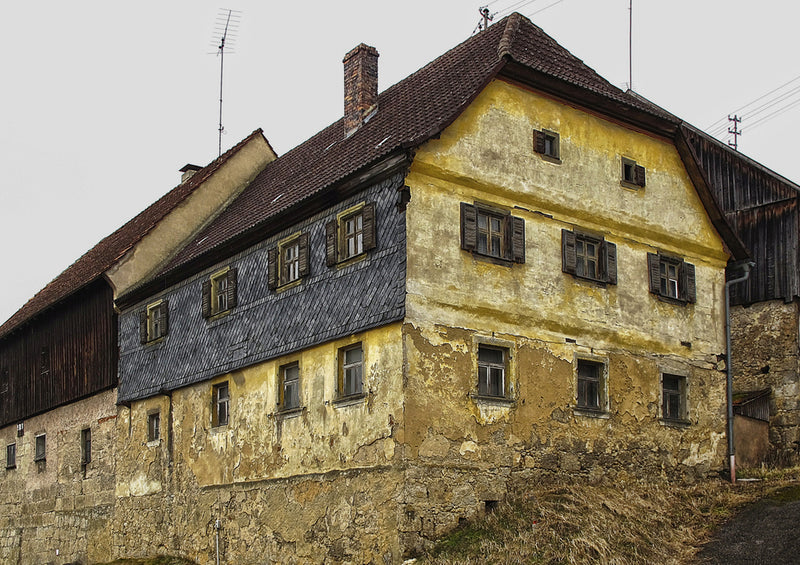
{"left": 497, "top": 12, "right": 522, "bottom": 58}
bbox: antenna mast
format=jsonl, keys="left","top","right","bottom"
{"left": 211, "top": 9, "right": 242, "bottom": 157}
{"left": 628, "top": 0, "right": 633, "bottom": 90}
{"left": 728, "top": 115, "right": 742, "bottom": 151}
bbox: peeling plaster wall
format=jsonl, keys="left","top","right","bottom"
{"left": 113, "top": 324, "right": 405, "bottom": 563}
{"left": 398, "top": 79, "right": 730, "bottom": 550}
{"left": 0, "top": 389, "right": 117, "bottom": 565}
{"left": 731, "top": 300, "right": 800, "bottom": 463}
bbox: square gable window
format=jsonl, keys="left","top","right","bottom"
{"left": 460, "top": 203, "right": 525, "bottom": 264}
{"left": 647, "top": 253, "right": 696, "bottom": 304}
{"left": 621, "top": 157, "right": 646, "bottom": 188}
{"left": 562, "top": 230, "right": 617, "bottom": 284}
{"left": 533, "top": 129, "right": 560, "bottom": 161}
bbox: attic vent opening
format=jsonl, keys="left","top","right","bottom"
{"left": 343, "top": 43, "right": 379, "bottom": 137}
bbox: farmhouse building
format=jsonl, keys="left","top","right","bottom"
{"left": 2, "top": 12, "right": 784, "bottom": 564}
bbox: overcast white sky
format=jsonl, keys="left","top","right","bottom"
{"left": 2, "top": 1, "right": 799, "bottom": 324}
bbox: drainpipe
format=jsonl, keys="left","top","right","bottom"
{"left": 725, "top": 261, "right": 754, "bottom": 484}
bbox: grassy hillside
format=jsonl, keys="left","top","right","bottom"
{"left": 417, "top": 468, "right": 800, "bottom": 565}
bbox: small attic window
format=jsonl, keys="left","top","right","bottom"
{"left": 533, "top": 129, "right": 560, "bottom": 162}
{"left": 621, "top": 157, "right": 646, "bottom": 188}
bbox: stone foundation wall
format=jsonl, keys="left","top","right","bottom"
{"left": 731, "top": 300, "right": 800, "bottom": 463}
{"left": 0, "top": 389, "right": 117, "bottom": 565}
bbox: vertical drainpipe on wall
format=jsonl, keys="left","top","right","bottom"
{"left": 725, "top": 261, "right": 754, "bottom": 484}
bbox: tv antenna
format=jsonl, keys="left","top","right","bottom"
{"left": 210, "top": 9, "right": 242, "bottom": 157}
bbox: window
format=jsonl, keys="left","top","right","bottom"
{"left": 662, "top": 374, "right": 687, "bottom": 422}
{"left": 576, "top": 359, "right": 606, "bottom": 412}
{"left": 533, "top": 129, "right": 560, "bottom": 160}
{"left": 326, "top": 202, "right": 377, "bottom": 266}
{"left": 212, "top": 382, "right": 229, "bottom": 427}
{"left": 140, "top": 300, "right": 169, "bottom": 343}
{"left": 268, "top": 233, "right": 310, "bottom": 290}
{"left": 460, "top": 203, "right": 525, "bottom": 263}
{"left": 279, "top": 362, "right": 300, "bottom": 411}
{"left": 478, "top": 345, "right": 507, "bottom": 398}
{"left": 562, "top": 230, "right": 617, "bottom": 284}
{"left": 34, "top": 434, "right": 46, "bottom": 462}
{"left": 621, "top": 157, "right": 646, "bottom": 188}
{"left": 81, "top": 428, "right": 91, "bottom": 466}
{"left": 6, "top": 444, "right": 15, "bottom": 469}
{"left": 16, "top": 422, "right": 23, "bottom": 437}
{"left": 338, "top": 344, "right": 364, "bottom": 398}
{"left": 147, "top": 412, "right": 161, "bottom": 442}
{"left": 202, "top": 268, "right": 238, "bottom": 318}
{"left": 647, "top": 253, "right": 696, "bottom": 303}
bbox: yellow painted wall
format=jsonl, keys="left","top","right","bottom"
{"left": 402, "top": 79, "right": 730, "bottom": 479}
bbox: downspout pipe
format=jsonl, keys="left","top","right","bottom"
{"left": 725, "top": 261, "right": 754, "bottom": 484}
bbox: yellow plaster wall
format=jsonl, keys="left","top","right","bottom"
{"left": 106, "top": 135, "right": 276, "bottom": 297}
{"left": 401, "top": 79, "right": 730, "bottom": 479}
{"left": 117, "top": 324, "right": 403, "bottom": 491}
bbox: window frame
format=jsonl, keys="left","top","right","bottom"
{"left": 278, "top": 362, "right": 301, "bottom": 412}
{"left": 621, "top": 157, "right": 646, "bottom": 188}
{"left": 533, "top": 128, "right": 561, "bottom": 162}
{"left": 6, "top": 443, "right": 15, "bottom": 470}
{"left": 460, "top": 202, "right": 525, "bottom": 264}
{"left": 477, "top": 344, "right": 508, "bottom": 399}
{"left": 34, "top": 433, "right": 46, "bottom": 462}
{"left": 326, "top": 202, "right": 377, "bottom": 267}
{"left": 337, "top": 343, "right": 364, "bottom": 400}
{"left": 202, "top": 268, "right": 238, "bottom": 318}
{"left": 574, "top": 357, "right": 609, "bottom": 415}
{"left": 562, "top": 229, "right": 617, "bottom": 285}
{"left": 212, "top": 382, "right": 230, "bottom": 428}
{"left": 647, "top": 252, "right": 696, "bottom": 304}
{"left": 140, "top": 300, "right": 169, "bottom": 344}
{"left": 80, "top": 428, "right": 91, "bottom": 466}
{"left": 661, "top": 373, "right": 689, "bottom": 424}
{"left": 147, "top": 411, "right": 161, "bottom": 443}
{"left": 268, "top": 232, "right": 310, "bottom": 290}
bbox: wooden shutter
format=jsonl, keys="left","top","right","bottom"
{"left": 533, "top": 129, "right": 546, "bottom": 154}
{"left": 139, "top": 310, "right": 148, "bottom": 344}
{"left": 562, "top": 230, "right": 577, "bottom": 274}
{"left": 604, "top": 241, "right": 617, "bottom": 285}
{"left": 460, "top": 203, "right": 477, "bottom": 252}
{"left": 298, "top": 233, "right": 310, "bottom": 277}
{"left": 267, "top": 247, "right": 278, "bottom": 290}
{"left": 647, "top": 253, "right": 661, "bottom": 294}
{"left": 510, "top": 216, "right": 525, "bottom": 263}
{"left": 160, "top": 300, "right": 169, "bottom": 337}
{"left": 634, "top": 165, "right": 646, "bottom": 187}
{"left": 362, "top": 203, "right": 377, "bottom": 251}
{"left": 681, "top": 261, "right": 696, "bottom": 303}
{"left": 325, "top": 220, "right": 338, "bottom": 267}
{"left": 201, "top": 280, "right": 212, "bottom": 318}
{"left": 226, "top": 268, "right": 238, "bottom": 309}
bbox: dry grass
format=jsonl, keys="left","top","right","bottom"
{"left": 420, "top": 469, "right": 800, "bottom": 565}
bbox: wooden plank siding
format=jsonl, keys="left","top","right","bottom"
{"left": 684, "top": 126, "right": 800, "bottom": 305}
{"left": 0, "top": 280, "right": 116, "bottom": 427}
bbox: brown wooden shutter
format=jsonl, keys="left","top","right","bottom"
{"left": 634, "top": 165, "right": 646, "bottom": 187}
{"left": 604, "top": 241, "right": 617, "bottom": 285}
{"left": 226, "top": 268, "right": 238, "bottom": 309}
{"left": 201, "top": 280, "right": 212, "bottom": 318}
{"left": 362, "top": 203, "right": 377, "bottom": 252}
{"left": 460, "top": 203, "right": 477, "bottom": 252}
{"left": 681, "top": 261, "right": 696, "bottom": 303}
{"left": 647, "top": 253, "right": 661, "bottom": 294}
{"left": 510, "top": 216, "right": 525, "bottom": 263}
{"left": 533, "top": 129, "right": 546, "bottom": 154}
{"left": 562, "top": 230, "right": 577, "bottom": 274}
{"left": 139, "top": 310, "right": 148, "bottom": 344}
{"left": 267, "top": 247, "right": 278, "bottom": 290}
{"left": 298, "top": 233, "right": 310, "bottom": 277}
{"left": 325, "top": 220, "right": 338, "bottom": 267}
{"left": 160, "top": 300, "right": 169, "bottom": 336}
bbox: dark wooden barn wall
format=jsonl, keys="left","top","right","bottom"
{"left": 0, "top": 280, "right": 116, "bottom": 427}
{"left": 684, "top": 127, "right": 800, "bottom": 305}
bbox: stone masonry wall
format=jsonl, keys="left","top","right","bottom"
{"left": 731, "top": 300, "right": 800, "bottom": 464}
{"left": 0, "top": 389, "right": 117, "bottom": 565}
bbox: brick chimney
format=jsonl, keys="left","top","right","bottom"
{"left": 343, "top": 43, "right": 379, "bottom": 137}
{"left": 179, "top": 163, "right": 202, "bottom": 183}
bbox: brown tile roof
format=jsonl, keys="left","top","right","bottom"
{"left": 0, "top": 129, "right": 269, "bottom": 338}
{"left": 160, "top": 13, "right": 672, "bottom": 275}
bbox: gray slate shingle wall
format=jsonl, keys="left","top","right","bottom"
{"left": 117, "top": 174, "right": 406, "bottom": 403}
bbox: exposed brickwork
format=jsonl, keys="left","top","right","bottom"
{"left": 343, "top": 44, "right": 379, "bottom": 137}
